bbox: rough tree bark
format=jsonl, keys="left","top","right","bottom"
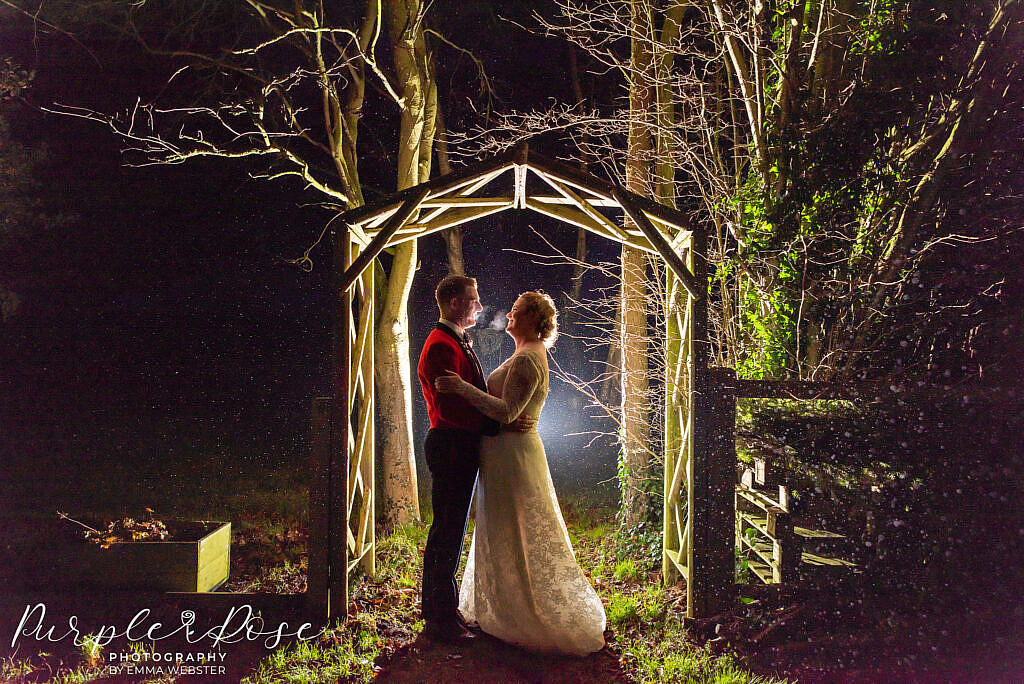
{"left": 376, "top": 0, "right": 436, "bottom": 527}
{"left": 433, "top": 94, "right": 466, "bottom": 275}
{"left": 620, "top": 0, "right": 655, "bottom": 528}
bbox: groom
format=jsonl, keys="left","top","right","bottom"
{"left": 416, "top": 275, "right": 532, "bottom": 644}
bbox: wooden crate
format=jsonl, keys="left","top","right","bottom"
{"left": 58, "top": 521, "right": 231, "bottom": 593}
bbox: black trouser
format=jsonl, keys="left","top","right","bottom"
{"left": 421, "top": 427, "right": 480, "bottom": 625}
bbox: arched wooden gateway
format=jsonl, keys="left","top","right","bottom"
{"left": 307, "top": 143, "right": 736, "bottom": 621}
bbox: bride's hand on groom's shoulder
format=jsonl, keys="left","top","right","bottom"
{"left": 435, "top": 370, "right": 466, "bottom": 394}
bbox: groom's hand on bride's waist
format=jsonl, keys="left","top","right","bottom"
{"left": 434, "top": 370, "right": 467, "bottom": 394}
{"left": 508, "top": 414, "right": 536, "bottom": 432}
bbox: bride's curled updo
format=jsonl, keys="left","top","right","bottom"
{"left": 518, "top": 291, "right": 558, "bottom": 348}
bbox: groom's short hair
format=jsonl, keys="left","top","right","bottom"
{"left": 435, "top": 275, "right": 477, "bottom": 311}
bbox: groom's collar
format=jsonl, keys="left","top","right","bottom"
{"left": 438, "top": 318, "right": 465, "bottom": 338}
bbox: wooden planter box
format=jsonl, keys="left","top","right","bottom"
{"left": 57, "top": 521, "right": 231, "bottom": 593}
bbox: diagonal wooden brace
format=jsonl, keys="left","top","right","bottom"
{"left": 611, "top": 185, "right": 703, "bottom": 301}
{"left": 339, "top": 186, "right": 430, "bottom": 293}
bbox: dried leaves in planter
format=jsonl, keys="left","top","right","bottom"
{"left": 58, "top": 508, "right": 170, "bottom": 548}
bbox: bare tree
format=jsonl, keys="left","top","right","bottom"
{"left": 449, "top": 0, "right": 1023, "bottom": 523}
{"left": 23, "top": 0, "right": 454, "bottom": 527}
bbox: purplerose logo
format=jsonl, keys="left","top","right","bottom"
{"left": 11, "top": 602, "right": 325, "bottom": 658}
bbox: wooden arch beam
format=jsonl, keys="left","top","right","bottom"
{"left": 526, "top": 151, "right": 701, "bottom": 236}
{"left": 611, "top": 186, "right": 703, "bottom": 301}
{"left": 336, "top": 149, "right": 518, "bottom": 228}
{"left": 335, "top": 143, "right": 702, "bottom": 238}
{"left": 333, "top": 143, "right": 704, "bottom": 297}
{"left": 339, "top": 186, "right": 430, "bottom": 292}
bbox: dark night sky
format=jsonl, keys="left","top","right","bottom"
{"left": 0, "top": 3, "right": 623, "bottom": 512}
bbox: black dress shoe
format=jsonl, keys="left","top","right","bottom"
{"left": 455, "top": 609, "right": 480, "bottom": 632}
{"left": 422, "top": 621, "right": 477, "bottom": 645}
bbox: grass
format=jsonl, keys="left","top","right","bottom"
{"left": 0, "top": 656, "right": 105, "bottom": 684}
{"left": 594, "top": 555, "right": 787, "bottom": 684}
{"left": 607, "top": 589, "right": 786, "bottom": 684}
{"left": 0, "top": 657, "right": 39, "bottom": 682}
{"left": 76, "top": 635, "right": 104, "bottom": 667}
{"left": 5, "top": 459, "right": 788, "bottom": 684}
{"left": 243, "top": 508, "right": 791, "bottom": 684}
{"left": 242, "top": 615, "right": 383, "bottom": 684}
{"left": 563, "top": 495, "right": 790, "bottom": 684}
{"left": 607, "top": 594, "right": 641, "bottom": 627}
{"left": 614, "top": 558, "right": 641, "bottom": 582}
{"left": 242, "top": 521, "right": 430, "bottom": 684}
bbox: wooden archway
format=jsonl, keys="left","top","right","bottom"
{"left": 307, "top": 143, "right": 735, "bottom": 621}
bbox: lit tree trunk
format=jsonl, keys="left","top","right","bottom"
{"left": 568, "top": 228, "right": 586, "bottom": 304}
{"left": 376, "top": 0, "right": 435, "bottom": 527}
{"left": 620, "top": 0, "right": 654, "bottom": 528}
{"left": 434, "top": 92, "right": 465, "bottom": 275}
{"left": 620, "top": 245, "right": 650, "bottom": 527}
{"left": 708, "top": 0, "right": 770, "bottom": 182}
{"left": 600, "top": 316, "right": 622, "bottom": 407}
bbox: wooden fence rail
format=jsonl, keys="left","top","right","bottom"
{"left": 706, "top": 372, "right": 867, "bottom": 589}
{"left": 734, "top": 457, "right": 858, "bottom": 587}
{"left": 735, "top": 464, "right": 802, "bottom": 584}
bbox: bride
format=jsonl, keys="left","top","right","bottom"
{"left": 435, "top": 291, "right": 607, "bottom": 656}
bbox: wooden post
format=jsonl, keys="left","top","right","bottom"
{"left": 711, "top": 367, "right": 737, "bottom": 604}
{"left": 734, "top": 485, "right": 744, "bottom": 564}
{"left": 740, "top": 468, "right": 755, "bottom": 490}
{"left": 768, "top": 507, "right": 800, "bottom": 583}
{"left": 328, "top": 231, "right": 353, "bottom": 620}
{"left": 753, "top": 456, "right": 781, "bottom": 491}
{"left": 663, "top": 266, "right": 683, "bottom": 584}
{"left": 754, "top": 457, "right": 767, "bottom": 486}
{"left": 686, "top": 234, "right": 736, "bottom": 619}
{"left": 684, "top": 230, "right": 706, "bottom": 617}
{"left": 307, "top": 398, "right": 332, "bottom": 618}
{"left": 358, "top": 255, "right": 375, "bottom": 577}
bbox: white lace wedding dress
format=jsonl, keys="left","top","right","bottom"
{"left": 457, "top": 348, "right": 607, "bottom": 656}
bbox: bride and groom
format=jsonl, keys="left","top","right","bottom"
{"left": 416, "top": 275, "right": 607, "bottom": 656}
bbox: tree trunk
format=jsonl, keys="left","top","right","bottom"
{"left": 620, "top": 0, "right": 655, "bottom": 528}
{"left": 376, "top": 0, "right": 434, "bottom": 528}
{"left": 561, "top": 44, "right": 590, "bottom": 333}
{"left": 620, "top": 245, "right": 651, "bottom": 528}
{"left": 434, "top": 93, "right": 465, "bottom": 275}
{"left": 709, "top": 0, "right": 770, "bottom": 181}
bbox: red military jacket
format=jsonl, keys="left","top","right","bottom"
{"left": 417, "top": 323, "right": 489, "bottom": 433}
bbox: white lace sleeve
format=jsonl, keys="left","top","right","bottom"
{"left": 456, "top": 352, "right": 540, "bottom": 424}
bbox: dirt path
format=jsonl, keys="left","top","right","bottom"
{"left": 375, "top": 633, "right": 629, "bottom": 684}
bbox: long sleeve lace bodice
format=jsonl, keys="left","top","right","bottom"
{"left": 455, "top": 349, "right": 546, "bottom": 425}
